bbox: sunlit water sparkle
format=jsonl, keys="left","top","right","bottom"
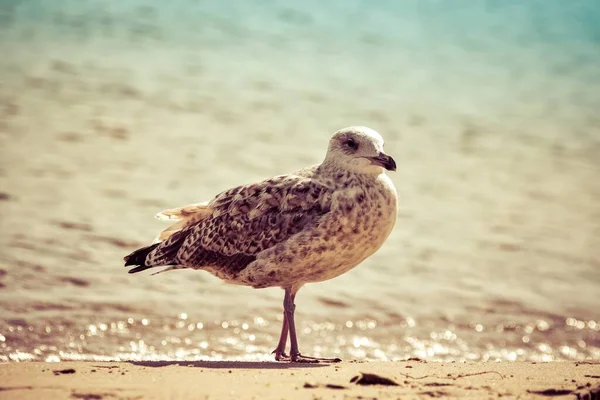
{"left": 2, "top": 314, "right": 599, "bottom": 363}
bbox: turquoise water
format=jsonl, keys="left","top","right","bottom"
{"left": 0, "top": 1, "right": 599, "bottom": 362}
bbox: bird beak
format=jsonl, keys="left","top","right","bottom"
{"left": 368, "top": 152, "right": 397, "bottom": 171}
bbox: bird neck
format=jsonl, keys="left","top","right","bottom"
{"left": 316, "top": 162, "right": 381, "bottom": 187}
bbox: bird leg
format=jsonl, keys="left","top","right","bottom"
{"left": 283, "top": 288, "right": 342, "bottom": 363}
{"left": 272, "top": 313, "right": 289, "bottom": 361}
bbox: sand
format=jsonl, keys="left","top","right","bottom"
{"left": 1, "top": 360, "right": 599, "bottom": 399}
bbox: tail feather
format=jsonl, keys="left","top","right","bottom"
{"left": 124, "top": 230, "right": 188, "bottom": 274}
{"left": 128, "top": 264, "right": 156, "bottom": 274}
{"left": 124, "top": 243, "right": 160, "bottom": 272}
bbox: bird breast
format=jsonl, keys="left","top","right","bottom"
{"left": 328, "top": 174, "right": 397, "bottom": 265}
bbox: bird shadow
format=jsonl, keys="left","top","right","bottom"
{"left": 127, "top": 360, "right": 329, "bottom": 369}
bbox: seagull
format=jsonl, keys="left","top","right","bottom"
{"left": 124, "top": 126, "right": 398, "bottom": 363}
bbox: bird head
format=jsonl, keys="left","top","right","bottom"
{"left": 324, "top": 126, "right": 396, "bottom": 175}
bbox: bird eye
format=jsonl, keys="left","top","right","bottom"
{"left": 345, "top": 139, "right": 359, "bottom": 150}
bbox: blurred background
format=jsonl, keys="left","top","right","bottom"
{"left": 0, "top": 0, "right": 599, "bottom": 363}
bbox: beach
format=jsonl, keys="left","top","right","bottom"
{"left": 1, "top": 2, "right": 599, "bottom": 398}
{"left": 1, "top": 360, "right": 599, "bottom": 399}
{"left": 1, "top": 0, "right": 599, "bottom": 370}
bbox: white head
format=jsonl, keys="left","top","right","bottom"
{"left": 323, "top": 126, "right": 396, "bottom": 175}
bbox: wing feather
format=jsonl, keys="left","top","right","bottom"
{"left": 153, "top": 202, "right": 212, "bottom": 243}
{"left": 147, "top": 173, "right": 333, "bottom": 276}
{"left": 156, "top": 202, "right": 210, "bottom": 221}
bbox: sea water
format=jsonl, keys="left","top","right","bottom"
{"left": 0, "top": 0, "right": 599, "bottom": 362}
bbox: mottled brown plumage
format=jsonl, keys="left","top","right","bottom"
{"left": 125, "top": 172, "right": 334, "bottom": 280}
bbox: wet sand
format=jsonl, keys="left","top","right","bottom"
{"left": 1, "top": 360, "right": 599, "bottom": 399}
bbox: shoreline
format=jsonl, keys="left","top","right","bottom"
{"left": 1, "top": 360, "right": 599, "bottom": 399}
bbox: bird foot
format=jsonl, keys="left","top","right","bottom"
{"left": 290, "top": 353, "right": 342, "bottom": 363}
{"left": 272, "top": 350, "right": 290, "bottom": 362}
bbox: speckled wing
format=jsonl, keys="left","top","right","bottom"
{"left": 145, "top": 174, "right": 333, "bottom": 276}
